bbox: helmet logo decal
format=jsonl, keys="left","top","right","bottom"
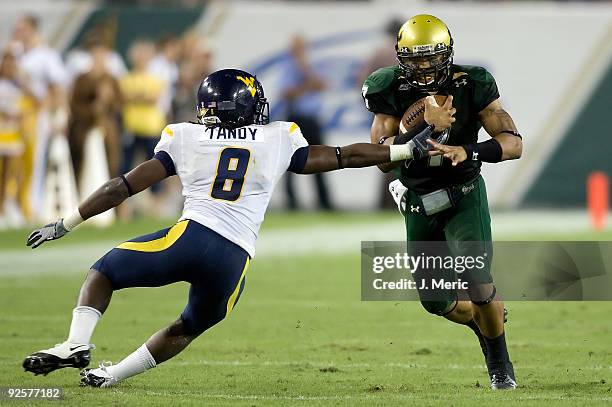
{"left": 413, "top": 44, "right": 435, "bottom": 52}
{"left": 236, "top": 76, "right": 257, "bottom": 97}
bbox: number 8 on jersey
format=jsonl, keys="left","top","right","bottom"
{"left": 211, "top": 147, "right": 251, "bottom": 201}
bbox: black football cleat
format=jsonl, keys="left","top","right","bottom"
{"left": 23, "top": 342, "right": 94, "bottom": 376}
{"left": 490, "top": 371, "right": 517, "bottom": 390}
{"left": 506, "top": 360, "right": 516, "bottom": 383}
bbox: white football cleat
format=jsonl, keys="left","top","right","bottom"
{"left": 80, "top": 362, "right": 118, "bottom": 388}
{"left": 23, "top": 342, "right": 94, "bottom": 376}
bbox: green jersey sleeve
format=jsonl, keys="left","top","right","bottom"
{"left": 362, "top": 66, "right": 400, "bottom": 116}
{"left": 471, "top": 67, "right": 500, "bottom": 113}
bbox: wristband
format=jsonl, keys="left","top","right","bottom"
{"left": 62, "top": 209, "right": 84, "bottom": 231}
{"left": 335, "top": 146, "right": 343, "bottom": 169}
{"left": 462, "top": 139, "right": 503, "bottom": 163}
{"left": 120, "top": 174, "right": 134, "bottom": 196}
{"left": 389, "top": 144, "right": 413, "bottom": 161}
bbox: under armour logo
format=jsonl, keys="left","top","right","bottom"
{"left": 410, "top": 205, "right": 420, "bottom": 213}
{"left": 454, "top": 78, "right": 467, "bottom": 87}
{"left": 461, "top": 183, "right": 475, "bottom": 195}
{"left": 472, "top": 151, "right": 479, "bottom": 161}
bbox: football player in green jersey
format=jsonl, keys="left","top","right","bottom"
{"left": 362, "top": 14, "right": 523, "bottom": 390}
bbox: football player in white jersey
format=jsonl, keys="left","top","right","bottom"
{"left": 22, "top": 69, "right": 453, "bottom": 387}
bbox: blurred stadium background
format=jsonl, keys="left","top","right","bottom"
{"left": 0, "top": 0, "right": 610, "bottom": 227}
{"left": 0, "top": 1, "right": 611, "bottom": 404}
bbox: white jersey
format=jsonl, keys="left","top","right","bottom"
{"left": 154, "top": 121, "right": 308, "bottom": 257}
{"left": 18, "top": 45, "right": 68, "bottom": 99}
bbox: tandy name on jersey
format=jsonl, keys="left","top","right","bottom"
{"left": 203, "top": 126, "right": 264, "bottom": 142}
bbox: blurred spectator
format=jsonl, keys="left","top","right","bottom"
{"left": 65, "top": 24, "right": 127, "bottom": 82}
{"left": 119, "top": 40, "right": 166, "bottom": 217}
{"left": 357, "top": 19, "right": 404, "bottom": 210}
{"left": 120, "top": 39, "right": 165, "bottom": 174}
{"left": 279, "top": 35, "right": 332, "bottom": 210}
{"left": 68, "top": 42, "right": 123, "bottom": 185}
{"left": 10, "top": 14, "right": 67, "bottom": 103}
{"left": 174, "top": 36, "right": 215, "bottom": 123}
{"left": 10, "top": 14, "right": 69, "bottom": 219}
{"left": 148, "top": 35, "right": 180, "bottom": 122}
{"left": 357, "top": 18, "right": 403, "bottom": 85}
{"left": 0, "top": 50, "right": 30, "bottom": 228}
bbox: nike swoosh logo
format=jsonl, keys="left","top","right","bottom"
{"left": 69, "top": 345, "right": 87, "bottom": 351}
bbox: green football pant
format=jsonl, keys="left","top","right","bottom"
{"left": 402, "top": 175, "right": 493, "bottom": 315}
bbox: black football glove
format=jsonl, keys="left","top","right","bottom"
{"left": 397, "top": 125, "right": 450, "bottom": 160}
{"left": 406, "top": 124, "right": 435, "bottom": 160}
{"left": 26, "top": 219, "right": 69, "bottom": 249}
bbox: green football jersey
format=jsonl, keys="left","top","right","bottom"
{"left": 362, "top": 64, "right": 500, "bottom": 194}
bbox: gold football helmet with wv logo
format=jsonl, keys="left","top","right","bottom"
{"left": 396, "top": 14, "right": 454, "bottom": 92}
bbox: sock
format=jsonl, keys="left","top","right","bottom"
{"left": 67, "top": 306, "right": 101, "bottom": 345}
{"left": 106, "top": 344, "right": 157, "bottom": 382}
{"left": 483, "top": 331, "right": 510, "bottom": 370}
{"left": 465, "top": 319, "right": 487, "bottom": 357}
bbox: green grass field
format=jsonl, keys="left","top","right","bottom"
{"left": 1, "top": 212, "right": 611, "bottom": 406}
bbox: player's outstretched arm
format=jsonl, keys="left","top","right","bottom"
{"left": 299, "top": 143, "right": 413, "bottom": 174}
{"left": 26, "top": 158, "right": 169, "bottom": 249}
{"left": 369, "top": 113, "right": 402, "bottom": 173}
{"left": 370, "top": 97, "right": 455, "bottom": 173}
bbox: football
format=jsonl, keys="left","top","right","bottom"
{"left": 399, "top": 94, "right": 448, "bottom": 133}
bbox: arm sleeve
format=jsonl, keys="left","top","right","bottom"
{"left": 473, "top": 67, "right": 500, "bottom": 113}
{"left": 153, "top": 125, "right": 177, "bottom": 174}
{"left": 153, "top": 151, "right": 176, "bottom": 176}
{"left": 288, "top": 147, "right": 309, "bottom": 173}
{"left": 279, "top": 122, "right": 309, "bottom": 174}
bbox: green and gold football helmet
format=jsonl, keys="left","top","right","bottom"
{"left": 396, "top": 14, "right": 454, "bottom": 92}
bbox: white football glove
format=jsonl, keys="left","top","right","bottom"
{"left": 388, "top": 180, "right": 408, "bottom": 215}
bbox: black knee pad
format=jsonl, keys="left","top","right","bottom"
{"left": 470, "top": 285, "right": 497, "bottom": 306}
{"left": 420, "top": 299, "right": 457, "bottom": 316}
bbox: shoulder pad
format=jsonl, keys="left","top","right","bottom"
{"left": 162, "top": 122, "right": 196, "bottom": 137}
{"left": 363, "top": 66, "right": 401, "bottom": 95}
{"left": 161, "top": 124, "right": 176, "bottom": 137}
{"left": 274, "top": 121, "right": 300, "bottom": 135}
{"left": 452, "top": 65, "right": 495, "bottom": 83}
